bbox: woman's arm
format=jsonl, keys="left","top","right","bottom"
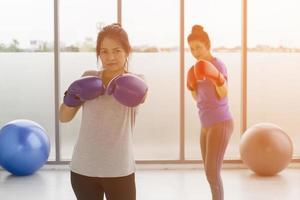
{"left": 214, "top": 81, "right": 228, "bottom": 98}
{"left": 59, "top": 103, "right": 81, "bottom": 123}
{"left": 211, "top": 72, "right": 228, "bottom": 98}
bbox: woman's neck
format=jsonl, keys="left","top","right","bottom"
{"left": 204, "top": 52, "right": 214, "bottom": 62}
{"left": 101, "top": 68, "right": 125, "bottom": 86}
{"left": 104, "top": 68, "right": 124, "bottom": 76}
{"left": 198, "top": 53, "right": 214, "bottom": 62}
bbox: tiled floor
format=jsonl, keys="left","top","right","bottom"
{"left": 1, "top": 166, "right": 300, "bottom": 200}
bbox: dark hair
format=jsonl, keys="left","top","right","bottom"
{"left": 187, "top": 25, "right": 211, "bottom": 50}
{"left": 96, "top": 23, "right": 132, "bottom": 59}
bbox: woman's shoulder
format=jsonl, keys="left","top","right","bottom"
{"left": 212, "top": 57, "right": 226, "bottom": 68}
{"left": 81, "top": 70, "right": 100, "bottom": 77}
{"left": 212, "top": 57, "right": 228, "bottom": 76}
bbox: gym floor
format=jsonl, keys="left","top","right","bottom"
{"left": 1, "top": 164, "right": 300, "bottom": 200}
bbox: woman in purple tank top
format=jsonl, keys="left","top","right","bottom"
{"left": 186, "top": 25, "right": 234, "bottom": 200}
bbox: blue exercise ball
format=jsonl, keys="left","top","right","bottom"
{"left": 0, "top": 119, "right": 50, "bottom": 176}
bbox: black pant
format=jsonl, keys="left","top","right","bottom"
{"left": 70, "top": 171, "right": 136, "bottom": 200}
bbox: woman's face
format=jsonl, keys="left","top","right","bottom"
{"left": 99, "top": 37, "right": 128, "bottom": 72}
{"left": 188, "top": 40, "right": 210, "bottom": 60}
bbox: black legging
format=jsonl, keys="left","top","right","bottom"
{"left": 70, "top": 171, "right": 136, "bottom": 200}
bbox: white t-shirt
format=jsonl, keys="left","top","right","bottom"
{"left": 70, "top": 71, "right": 138, "bottom": 177}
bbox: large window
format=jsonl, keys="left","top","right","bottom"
{"left": 185, "top": 0, "right": 241, "bottom": 160}
{"left": 248, "top": 0, "right": 300, "bottom": 156}
{"left": 0, "top": 0, "right": 55, "bottom": 160}
{"left": 2, "top": 0, "right": 299, "bottom": 163}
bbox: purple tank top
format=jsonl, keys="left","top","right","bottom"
{"left": 196, "top": 57, "right": 232, "bottom": 127}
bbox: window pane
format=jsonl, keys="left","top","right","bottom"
{"left": 0, "top": 0, "right": 55, "bottom": 160}
{"left": 248, "top": 0, "right": 300, "bottom": 156}
{"left": 59, "top": 0, "right": 117, "bottom": 160}
{"left": 123, "top": 0, "right": 180, "bottom": 160}
{"left": 185, "top": 0, "right": 241, "bottom": 160}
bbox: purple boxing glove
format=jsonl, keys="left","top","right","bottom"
{"left": 63, "top": 76, "right": 105, "bottom": 107}
{"left": 107, "top": 74, "right": 148, "bottom": 107}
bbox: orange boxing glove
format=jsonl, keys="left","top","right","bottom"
{"left": 194, "top": 60, "right": 224, "bottom": 85}
{"left": 187, "top": 66, "right": 197, "bottom": 91}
